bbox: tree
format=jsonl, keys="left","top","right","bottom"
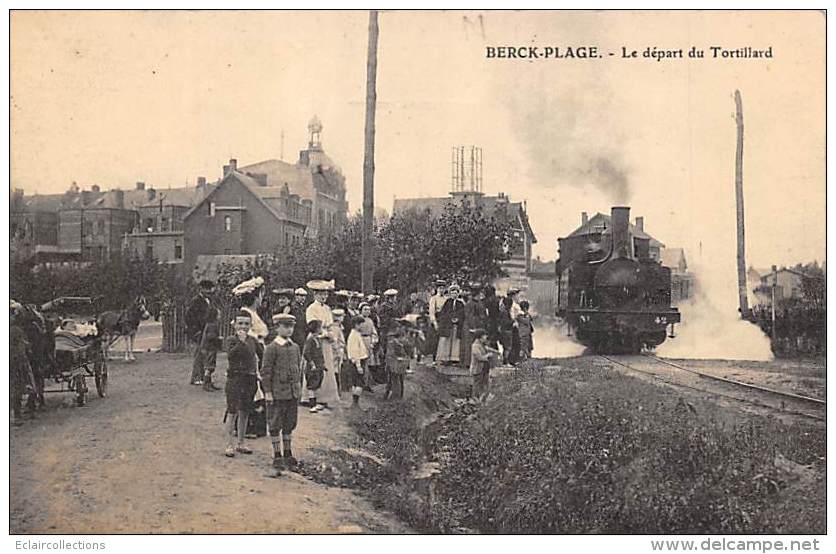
{"left": 213, "top": 203, "right": 518, "bottom": 297}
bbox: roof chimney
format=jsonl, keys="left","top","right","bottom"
{"left": 136, "top": 181, "right": 146, "bottom": 191}
{"left": 581, "top": 211, "right": 588, "bottom": 225}
{"left": 635, "top": 216, "right": 644, "bottom": 232}
{"left": 147, "top": 188, "right": 156, "bottom": 201}
{"left": 113, "top": 189, "right": 124, "bottom": 209}
{"left": 223, "top": 165, "right": 231, "bottom": 177}
{"left": 91, "top": 185, "right": 100, "bottom": 193}
{"left": 196, "top": 176, "right": 206, "bottom": 188}
{"left": 229, "top": 158, "right": 237, "bottom": 172}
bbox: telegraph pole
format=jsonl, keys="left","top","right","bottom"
{"left": 361, "top": 10, "right": 379, "bottom": 294}
{"left": 734, "top": 90, "right": 750, "bottom": 319}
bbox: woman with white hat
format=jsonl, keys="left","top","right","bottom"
{"left": 233, "top": 277, "right": 269, "bottom": 344}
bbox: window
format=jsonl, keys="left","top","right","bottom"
{"left": 209, "top": 202, "right": 216, "bottom": 217}
{"left": 174, "top": 243, "right": 183, "bottom": 259}
{"left": 145, "top": 240, "right": 154, "bottom": 259}
{"left": 144, "top": 218, "right": 154, "bottom": 233}
{"left": 98, "top": 245, "right": 105, "bottom": 260}
{"left": 284, "top": 232, "right": 289, "bottom": 245}
{"left": 160, "top": 217, "right": 169, "bottom": 232}
{"left": 224, "top": 248, "right": 232, "bottom": 255}
{"left": 224, "top": 216, "right": 232, "bottom": 232}
{"left": 83, "top": 219, "right": 93, "bottom": 236}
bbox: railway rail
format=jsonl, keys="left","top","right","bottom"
{"left": 599, "top": 354, "right": 826, "bottom": 423}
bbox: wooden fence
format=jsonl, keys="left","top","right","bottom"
{"left": 161, "top": 300, "right": 237, "bottom": 353}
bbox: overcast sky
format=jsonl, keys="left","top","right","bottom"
{"left": 11, "top": 10, "right": 825, "bottom": 270}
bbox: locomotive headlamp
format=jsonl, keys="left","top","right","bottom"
{"left": 655, "top": 316, "right": 668, "bottom": 324}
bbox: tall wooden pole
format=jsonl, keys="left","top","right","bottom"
{"left": 361, "top": 10, "right": 379, "bottom": 294}
{"left": 734, "top": 90, "right": 750, "bottom": 319}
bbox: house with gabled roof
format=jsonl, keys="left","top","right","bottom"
{"left": 182, "top": 165, "right": 312, "bottom": 273}
{"left": 557, "top": 210, "right": 665, "bottom": 278}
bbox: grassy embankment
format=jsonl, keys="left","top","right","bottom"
{"left": 300, "top": 360, "right": 825, "bottom": 534}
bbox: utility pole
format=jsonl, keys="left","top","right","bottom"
{"left": 361, "top": 10, "right": 379, "bottom": 294}
{"left": 734, "top": 90, "right": 750, "bottom": 319}
{"left": 771, "top": 265, "right": 777, "bottom": 340}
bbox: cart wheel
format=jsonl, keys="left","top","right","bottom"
{"left": 74, "top": 374, "right": 87, "bottom": 407}
{"left": 95, "top": 359, "right": 108, "bottom": 398}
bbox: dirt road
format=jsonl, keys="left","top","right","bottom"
{"left": 10, "top": 353, "right": 410, "bottom": 534}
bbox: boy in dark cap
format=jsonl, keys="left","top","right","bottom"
{"left": 261, "top": 313, "right": 302, "bottom": 476}
{"left": 224, "top": 310, "right": 263, "bottom": 457}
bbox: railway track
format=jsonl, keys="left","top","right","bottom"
{"left": 599, "top": 354, "right": 826, "bottom": 423}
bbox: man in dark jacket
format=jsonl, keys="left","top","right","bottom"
{"left": 483, "top": 284, "right": 500, "bottom": 350}
{"left": 290, "top": 288, "right": 308, "bottom": 348}
{"left": 186, "top": 279, "right": 215, "bottom": 385}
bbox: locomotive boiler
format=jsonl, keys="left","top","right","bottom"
{"left": 556, "top": 206, "right": 680, "bottom": 353}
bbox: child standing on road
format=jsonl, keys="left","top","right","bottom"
{"left": 346, "top": 315, "right": 369, "bottom": 407}
{"left": 261, "top": 313, "right": 302, "bottom": 477}
{"left": 224, "top": 311, "right": 263, "bottom": 457}
{"left": 517, "top": 300, "right": 534, "bottom": 361}
{"left": 384, "top": 323, "right": 409, "bottom": 400}
{"left": 331, "top": 309, "right": 347, "bottom": 393}
{"left": 302, "top": 320, "right": 326, "bottom": 413}
{"left": 470, "top": 328, "right": 500, "bottom": 401}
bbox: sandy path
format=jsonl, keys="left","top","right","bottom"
{"left": 10, "top": 353, "right": 409, "bottom": 534}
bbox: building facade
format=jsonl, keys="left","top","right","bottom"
{"left": 11, "top": 117, "right": 347, "bottom": 266}
{"left": 182, "top": 169, "right": 312, "bottom": 272}
{"left": 237, "top": 116, "right": 348, "bottom": 240}
{"left": 660, "top": 247, "right": 694, "bottom": 305}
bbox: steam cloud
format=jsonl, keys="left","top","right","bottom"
{"left": 655, "top": 261, "right": 773, "bottom": 361}
{"left": 532, "top": 320, "right": 586, "bottom": 358}
{"left": 506, "top": 86, "right": 632, "bottom": 204}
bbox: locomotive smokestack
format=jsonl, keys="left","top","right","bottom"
{"left": 611, "top": 206, "right": 631, "bottom": 258}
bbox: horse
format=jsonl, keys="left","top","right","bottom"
{"left": 10, "top": 301, "right": 52, "bottom": 412}
{"left": 97, "top": 295, "right": 151, "bottom": 361}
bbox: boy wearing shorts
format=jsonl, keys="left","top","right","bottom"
{"left": 261, "top": 313, "right": 302, "bottom": 476}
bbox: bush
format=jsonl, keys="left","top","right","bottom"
{"left": 426, "top": 366, "right": 824, "bottom": 533}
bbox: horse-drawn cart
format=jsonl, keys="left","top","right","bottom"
{"left": 43, "top": 297, "right": 108, "bottom": 406}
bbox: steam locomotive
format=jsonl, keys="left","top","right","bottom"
{"left": 556, "top": 206, "right": 680, "bottom": 353}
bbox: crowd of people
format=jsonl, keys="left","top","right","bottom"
{"left": 184, "top": 276, "right": 536, "bottom": 476}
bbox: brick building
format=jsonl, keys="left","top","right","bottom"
{"left": 236, "top": 116, "right": 347, "bottom": 239}
{"left": 182, "top": 165, "right": 312, "bottom": 271}
{"left": 123, "top": 180, "right": 212, "bottom": 264}
{"left": 11, "top": 117, "right": 347, "bottom": 266}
